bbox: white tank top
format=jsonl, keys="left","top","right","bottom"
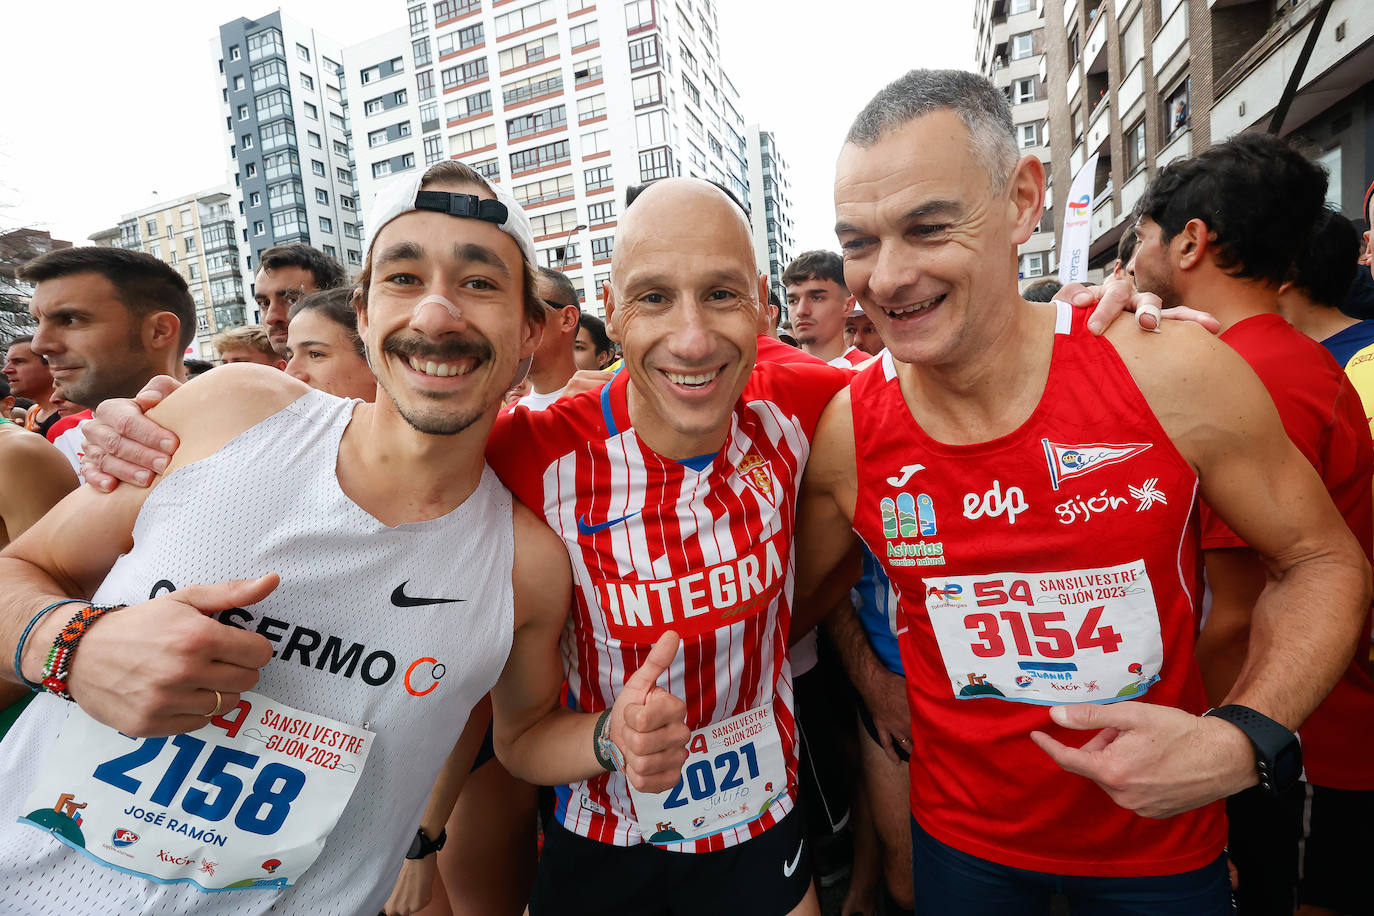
{"left": 0, "top": 390, "right": 515, "bottom": 915}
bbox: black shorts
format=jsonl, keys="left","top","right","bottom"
{"left": 1299, "top": 784, "right": 1374, "bottom": 912}
{"left": 793, "top": 636, "right": 855, "bottom": 837}
{"left": 529, "top": 810, "right": 811, "bottom": 916}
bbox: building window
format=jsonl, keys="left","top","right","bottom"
{"left": 255, "top": 88, "right": 291, "bottom": 121}
{"left": 1011, "top": 0, "right": 1034, "bottom": 11}
{"left": 587, "top": 201, "right": 615, "bottom": 225}
{"left": 308, "top": 130, "right": 322, "bottom": 148}
{"left": 237, "top": 104, "right": 249, "bottom": 120}
{"left": 570, "top": 21, "right": 599, "bottom": 50}
{"left": 246, "top": 162, "right": 259, "bottom": 178}
{"left": 624, "top": 0, "right": 655, "bottom": 31}
{"left": 581, "top": 129, "right": 610, "bottom": 156}
{"left": 312, "top": 159, "right": 326, "bottom": 176}
{"left": 334, "top": 140, "right": 349, "bottom": 156}
{"left": 347, "top": 249, "right": 361, "bottom": 265}
{"left": 233, "top": 75, "right": 245, "bottom": 91}
{"left": 229, "top": 45, "right": 242, "bottom": 61}
{"left": 296, "top": 43, "right": 311, "bottom": 62}
{"left": 433, "top": 0, "right": 479, "bottom": 22}
{"left": 249, "top": 191, "right": 262, "bottom": 207}
{"left": 1164, "top": 78, "right": 1190, "bottom": 138}
{"left": 263, "top": 149, "right": 298, "bottom": 180}
{"left": 411, "top": 3, "right": 429, "bottom": 34}
{"left": 451, "top": 123, "right": 497, "bottom": 153}
{"left": 509, "top": 139, "right": 570, "bottom": 175}
{"left": 341, "top": 195, "right": 356, "bottom": 210}
{"left": 337, "top": 167, "right": 351, "bottom": 181}
{"left": 1010, "top": 33, "right": 1033, "bottom": 61}
{"left": 300, "top": 73, "right": 314, "bottom": 90}
{"left": 441, "top": 58, "right": 488, "bottom": 91}
{"left": 494, "top": 0, "right": 555, "bottom": 39}
{"left": 424, "top": 135, "right": 444, "bottom": 165}
{"left": 1068, "top": 32, "right": 1081, "bottom": 65}
{"left": 417, "top": 70, "right": 436, "bottom": 101}
{"left": 372, "top": 160, "right": 393, "bottom": 178}
{"left": 253, "top": 220, "right": 266, "bottom": 236}
{"left": 1018, "top": 122, "right": 1039, "bottom": 149}
{"left": 628, "top": 34, "right": 659, "bottom": 72}
{"left": 499, "top": 34, "right": 558, "bottom": 73}
{"left": 574, "top": 57, "right": 602, "bottom": 88}
{"left": 271, "top": 208, "right": 309, "bottom": 239}
{"left": 268, "top": 180, "right": 305, "bottom": 209}
{"left": 413, "top": 37, "right": 432, "bottom": 67}
{"left": 1126, "top": 119, "right": 1146, "bottom": 173}
{"left": 304, "top": 102, "right": 318, "bottom": 120}
{"left": 472, "top": 159, "right": 501, "bottom": 182}
{"left": 578, "top": 93, "right": 607, "bottom": 123}
{"left": 539, "top": 243, "right": 579, "bottom": 269}
{"left": 315, "top": 188, "right": 329, "bottom": 204}
{"left": 319, "top": 216, "right": 333, "bottom": 232}
{"left": 507, "top": 104, "right": 566, "bottom": 141}
{"left": 514, "top": 174, "right": 574, "bottom": 207}
{"left": 635, "top": 110, "right": 669, "bottom": 147}
{"left": 638, "top": 147, "right": 671, "bottom": 181}
{"left": 344, "top": 222, "right": 361, "bottom": 239}
{"left": 528, "top": 208, "right": 579, "bottom": 237}
{"left": 323, "top": 244, "right": 337, "bottom": 258}
{"left": 247, "top": 28, "right": 284, "bottom": 63}
{"left": 632, "top": 73, "right": 663, "bottom": 108}
{"left": 1014, "top": 77, "right": 1036, "bottom": 104}
{"left": 502, "top": 70, "right": 561, "bottom": 107}
{"left": 584, "top": 165, "right": 612, "bottom": 190}
{"left": 250, "top": 58, "right": 288, "bottom": 92}
{"left": 591, "top": 236, "right": 612, "bottom": 261}
{"left": 446, "top": 89, "right": 492, "bottom": 121}
{"left": 1020, "top": 252, "right": 1044, "bottom": 278}
{"left": 439, "top": 23, "right": 485, "bottom": 57}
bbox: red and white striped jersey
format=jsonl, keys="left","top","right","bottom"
{"left": 489, "top": 360, "right": 847, "bottom": 851}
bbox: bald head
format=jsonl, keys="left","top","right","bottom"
{"left": 614, "top": 178, "right": 757, "bottom": 287}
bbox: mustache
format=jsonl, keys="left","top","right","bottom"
{"left": 382, "top": 332, "right": 494, "bottom": 364}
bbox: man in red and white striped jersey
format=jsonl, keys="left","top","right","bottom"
{"left": 493, "top": 178, "right": 849, "bottom": 915}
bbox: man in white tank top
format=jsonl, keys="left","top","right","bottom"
{"left": 0, "top": 161, "right": 689, "bottom": 916}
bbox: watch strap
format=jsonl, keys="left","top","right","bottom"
{"left": 1204, "top": 704, "right": 1302, "bottom": 795}
{"left": 405, "top": 826, "right": 447, "bottom": 859}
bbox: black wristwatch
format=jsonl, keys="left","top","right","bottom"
{"left": 405, "top": 826, "right": 447, "bottom": 860}
{"left": 1204, "top": 704, "right": 1302, "bottom": 796}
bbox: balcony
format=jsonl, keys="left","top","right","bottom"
{"left": 1066, "top": 63, "right": 1082, "bottom": 106}
{"left": 1121, "top": 168, "right": 1148, "bottom": 217}
{"left": 1091, "top": 192, "right": 1117, "bottom": 241}
{"left": 1158, "top": 126, "right": 1191, "bottom": 166}
{"left": 1084, "top": 8, "right": 1108, "bottom": 74}
{"left": 1087, "top": 99, "right": 1111, "bottom": 154}
{"left": 1152, "top": 0, "right": 1189, "bottom": 77}
{"left": 1117, "top": 61, "right": 1144, "bottom": 116}
{"left": 1070, "top": 141, "right": 1085, "bottom": 177}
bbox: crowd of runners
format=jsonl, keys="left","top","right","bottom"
{"left": 0, "top": 67, "right": 1372, "bottom": 916}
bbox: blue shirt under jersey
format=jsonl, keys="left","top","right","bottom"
{"left": 1322, "top": 320, "right": 1374, "bottom": 367}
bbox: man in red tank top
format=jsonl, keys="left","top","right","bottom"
{"left": 1130, "top": 134, "right": 1374, "bottom": 916}
{"left": 796, "top": 69, "right": 1371, "bottom": 915}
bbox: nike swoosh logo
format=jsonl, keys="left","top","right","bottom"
{"left": 783, "top": 838, "right": 804, "bottom": 878}
{"left": 390, "top": 582, "right": 466, "bottom": 608}
{"left": 576, "top": 512, "right": 640, "bottom": 536}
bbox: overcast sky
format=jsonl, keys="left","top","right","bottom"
{"left": 0, "top": 0, "right": 972, "bottom": 252}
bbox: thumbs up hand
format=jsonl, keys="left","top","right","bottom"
{"left": 609, "top": 630, "right": 690, "bottom": 793}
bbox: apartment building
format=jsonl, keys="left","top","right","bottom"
{"left": 975, "top": 0, "right": 1058, "bottom": 285}
{"left": 1043, "top": 0, "right": 1372, "bottom": 276}
{"left": 745, "top": 125, "right": 796, "bottom": 307}
{"left": 345, "top": 0, "right": 752, "bottom": 318}
{"left": 215, "top": 10, "right": 364, "bottom": 313}
{"left": 87, "top": 189, "right": 249, "bottom": 359}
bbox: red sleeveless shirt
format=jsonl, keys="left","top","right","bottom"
{"left": 849, "top": 303, "right": 1225, "bottom": 876}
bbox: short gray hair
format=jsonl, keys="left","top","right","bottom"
{"left": 847, "top": 69, "right": 1019, "bottom": 188}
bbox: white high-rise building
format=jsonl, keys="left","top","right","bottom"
{"left": 745, "top": 125, "right": 795, "bottom": 308}
{"left": 348, "top": 0, "right": 752, "bottom": 318}
{"left": 215, "top": 9, "right": 364, "bottom": 319}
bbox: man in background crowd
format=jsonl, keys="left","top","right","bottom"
{"left": 253, "top": 244, "right": 347, "bottom": 356}
{"left": 785, "top": 251, "right": 869, "bottom": 367}
{"left": 212, "top": 324, "right": 285, "bottom": 369}
{"left": 3, "top": 336, "right": 59, "bottom": 437}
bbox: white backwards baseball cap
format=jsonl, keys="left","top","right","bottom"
{"left": 364, "top": 168, "right": 536, "bottom": 267}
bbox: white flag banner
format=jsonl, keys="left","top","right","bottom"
{"left": 1057, "top": 153, "right": 1100, "bottom": 286}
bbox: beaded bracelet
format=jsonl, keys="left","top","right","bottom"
{"left": 40, "top": 603, "right": 126, "bottom": 700}
{"left": 12, "top": 599, "right": 90, "bottom": 692}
